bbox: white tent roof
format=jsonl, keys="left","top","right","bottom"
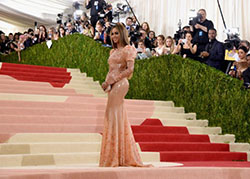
{"left": 0, "top": 0, "right": 81, "bottom": 33}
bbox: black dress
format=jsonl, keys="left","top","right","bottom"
{"left": 180, "top": 43, "right": 196, "bottom": 59}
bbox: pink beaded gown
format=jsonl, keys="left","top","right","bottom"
{"left": 99, "top": 45, "right": 145, "bottom": 167}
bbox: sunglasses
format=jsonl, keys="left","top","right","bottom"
{"left": 111, "top": 32, "right": 119, "bottom": 35}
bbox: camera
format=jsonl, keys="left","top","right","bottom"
{"left": 129, "top": 25, "right": 141, "bottom": 44}
{"left": 223, "top": 28, "right": 241, "bottom": 50}
{"left": 189, "top": 13, "right": 202, "bottom": 26}
{"left": 56, "top": 13, "right": 63, "bottom": 24}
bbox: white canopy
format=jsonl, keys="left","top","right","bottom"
{"left": 0, "top": 0, "right": 249, "bottom": 41}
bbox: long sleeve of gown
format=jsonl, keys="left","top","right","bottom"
{"left": 117, "top": 46, "right": 136, "bottom": 81}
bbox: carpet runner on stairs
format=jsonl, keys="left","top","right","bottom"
{"left": 0, "top": 62, "right": 71, "bottom": 87}
{"left": 133, "top": 119, "right": 248, "bottom": 162}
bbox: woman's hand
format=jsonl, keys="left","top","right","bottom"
{"left": 102, "top": 81, "right": 109, "bottom": 91}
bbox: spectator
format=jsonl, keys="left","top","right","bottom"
{"left": 103, "top": 4, "right": 113, "bottom": 22}
{"left": 136, "top": 39, "right": 152, "bottom": 59}
{"left": 139, "top": 29, "right": 152, "bottom": 49}
{"left": 148, "top": 31, "right": 156, "bottom": 49}
{"left": 200, "top": 28, "right": 225, "bottom": 70}
{"left": 94, "top": 21, "right": 105, "bottom": 43}
{"left": 242, "top": 54, "right": 250, "bottom": 88}
{"left": 48, "top": 27, "right": 58, "bottom": 40}
{"left": 81, "top": 20, "right": 95, "bottom": 38}
{"left": 23, "top": 31, "right": 33, "bottom": 48}
{"left": 86, "top": 0, "right": 107, "bottom": 28}
{"left": 239, "top": 40, "right": 250, "bottom": 54}
{"left": 229, "top": 46, "right": 249, "bottom": 79}
{"left": 7, "top": 41, "right": 18, "bottom": 54}
{"left": 0, "top": 32, "right": 8, "bottom": 54}
{"left": 38, "top": 25, "right": 47, "bottom": 43}
{"left": 58, "top": 27, "right": 66, "bottom": 38}
{"left": 165, "top": 36, "right": 175, "bottom": 54}
{"left": 191, "top": 9, "right": 214, "bottom": 61}
{"left": 153, "top": 35, "right": 167, "bottom": 56}
{"left": 13, "top": 33, "right": 20, "bottom": 45}
{"left": 66, "top": 22, "right": 77, "bottom": 35}
{"left": 173, "top": 32, "right": 197, "bottom": 59}
{"left": 125, "top": 17, "right": 133, "bottom": 33}
{"left": 8, "top": 33, "right": 14, "bottom": 42}
{"left": 17, "top": 34, "right": 27, "bottom": 61}
{"left": 141, "top": 22, "right": 150, "bottom": 34}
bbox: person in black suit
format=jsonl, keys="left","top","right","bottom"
{"left": 86, "top": 0, "right": 107, "bottom": 28}
{"left": 200, "top": 28, "right": 225, "bottom": 71}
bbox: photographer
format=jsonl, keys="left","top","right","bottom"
{"left": 242, "top": 54, "right": 250, "bottom": 88}
{"left": 200, "top": 28, "right": 225, "bottom": 70}
{"left": 81, "top": 20, "right": 95, "bottom": 38}
{"left": 86, "top": 0, "right": 107, "bottom": 28}
{"left": 172, "top": 32, "right": 197, "bottom": 59}
{"left": 190, "top": 9, "right": 214, "bottom": 61}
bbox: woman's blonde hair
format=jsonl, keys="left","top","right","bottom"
{"left": 110, "top": 23, "right": 129, "bottom": 49}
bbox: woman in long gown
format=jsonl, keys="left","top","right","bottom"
{"left": 99, "top": 23, "right": 147, "bottom": 167}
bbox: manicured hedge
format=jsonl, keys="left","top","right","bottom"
{"left": 1, "top": 34, "right": 249, "bottom": 143}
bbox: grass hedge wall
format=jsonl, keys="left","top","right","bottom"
{"left": 1, "top": 34, "right": 249, "bottom": 143}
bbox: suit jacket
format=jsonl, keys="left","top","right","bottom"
{"left": 86, "top": 0, "right": 106, "bottom": 17}
{"left": 205, "top": 39, "right": 225, "bottom": 70}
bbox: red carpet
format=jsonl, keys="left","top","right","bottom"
{"left": 133, "top": 119, "right": 248, "bottom": 162}
{"left": 0, "top": 62, "right": 71, "bottom": 87}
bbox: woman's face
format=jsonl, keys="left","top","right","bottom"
{"left": 185, "top": 33, "right": 192, "bottom": 41}
{"left": 247, "top": 55, "right": 250, "bottom": 66}
{"left": 59, "top": 28, "right": 65, "bottom": 34}
{"left": 96, "top": 24, "right": 103, "bottom": 32}
{"left": 166, "top": 38, "right": 172, "bottom": 47}
{"left": 149, "top": 32, "right": 155, "bottom": 39}
{"left": 39, "top": 26, "right": 45, "bottom": 32}
{"left": 142, "top": 23, "right": 148, "bottom": 30}
{"left": 138, "top": 42, "right": 145, "bottom": 49}
{"left": 157, "top": 37, "right": 164, "bottom": 46}
{"left": 111, "top": 28, "right": 120, "bottom": 45}
{"left": 238, "top": 49, "right": 247, "bottom": 60}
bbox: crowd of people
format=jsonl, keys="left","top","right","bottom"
{"left": 0, "top": 3, "right": 250, "bottom": 88}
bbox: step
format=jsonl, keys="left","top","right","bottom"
{"left": 0, "top": 142, "right": 103, "bottom": 155}
{"left": 0, "top": 142, "right": 144, "bottom": 155}
{"left": 0, "top": 67, "right": 71, "bottom": 75}
{"left": 0, "top": 101, "right": 182, "bottom": 114}
{"left": 0, "top": 70, "right": 71, "bottom": 79}
{"left": 160, "top": 118, "right": 208, "bottom": 127}
{"left": 0, "top": 93, "right": 70, "bottom": 102}
{"left": 152, "top": 112, "right": 196, "bottom": 120}
{"left": 229, "top": 143, "right": 250, "bottom": 152}
{"left": 134, "top": 133, "right": 211, "bottom": 143}
{"left": 0, "top": 87, "right": 105, "bottom": 96}
{"left": 64, "top": 83, "right": 102, "bottom": 90}
{"left": 0, "top": 124, "right": 103, "bottom": 133}
{"left": 1, "top": 62, "right": 67, "bottom": 72}
{"left": 67, "top": 68, "right": 81, "bottom": 73}
{"left": 159, "top": 151, "right": 248, "bottom": 162}
{"left": 187, "top": 127, "right": 222, "bottom": 135}
{"left": 132, "top": 126, "right": 189, "bottom": 134}
{"left": 209, "top": 134, "right": 235, "bottom": 143}
{"left": 3, "top": 133, "right": 102, "bottom": 143}
{"left": 0, "top": 108, "right": 191, "bottom": 120}
{"left": 0, "top": 81, "right": 101, "bottom": 92}
{"left": 0, "top": 152, "right": 160, "bottom": 167}
{"left": 138, "top": 142, "right": 230, "bottom": 152}
{"left": 0, "top": 115, "right": 207, "bottom": 127}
